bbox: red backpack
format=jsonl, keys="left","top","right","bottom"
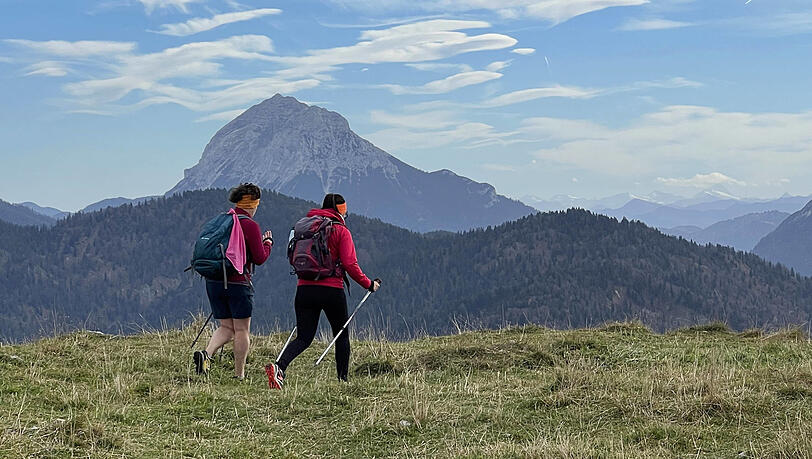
{"left": 287, "top": 215, "right": 345, "bottom": 281}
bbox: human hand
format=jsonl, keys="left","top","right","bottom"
{"left": 369, "top": 278, "right": 382, "bottom": 292}
{"left": 263, "top": 230, "right": 273, "bottom": 244}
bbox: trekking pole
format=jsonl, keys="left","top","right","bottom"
{"left": 276, "top": 327, "right": 297, "bottom": 361}
{"left": 190, "top": 312, "right": 213, "bottom": 349}
{"left": 314, "top": 290, "right": 372, "bottom": 366}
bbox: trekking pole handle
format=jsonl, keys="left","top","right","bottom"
{"left": 314, "top": 291, "right": 372, "bottom": 366}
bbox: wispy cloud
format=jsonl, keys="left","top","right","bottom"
{"left": 131, "top": 78, "right": 321, "bottom": 112}
{"left": 25, "top": 61, "right": 70, "bottom": 77}
{"left": 381, "top": 70, "right": 502, "bottom": 94}
{"left": 365, "top": 75, "right": 704, "bottom": 152}
{"left": 617, "top": 18, "right": 694, "bottom": 31}
{"left": 726, "top": 12, "right": 812, "bottom": 36}
{"left": 271, "top": 20, "right": 517, "bottom": 79}
{"left": 317, "top": 15, "right": 447, "bottom": 29}
{"left": 326, "top": 0, "right": 650, "bottom": 25}
{"left": 657, "top": 172, "right": 746, "bottom": 188}
{"left": 365, "top": 122, "right": 512, "bottom": 151}
{"left": 600, "top": 76, "right": 703, "bottom": 96}
{"left": 195, "top": 108, "right": 246, "bottom": 122}
{"left": 533, "top": 106, "right": 812, "bottom": 180}
{"left": 138, "top": 0, "right": 202, "bottom": 14}
{"left": 482, "top": 85, "right": 599, "bottom": 107}
{"left": 511, "top": 47, "right": 535, "bottom": 55}
{"left": 62, "top": 35, "right": 278, "bottom": 105}
{"left": 486, "top": 60, "right": 511, "bottom": 71}
{"left": 518, "top": 117, "right": 611, "bottom": 141}
{"left": 154, "top": 8, "right": 282, "bottom": 36}
{"left": 4, "top": 39, "right": 136, "bottom": 57}
{"left": 5, "top": 19, "right": 521, "bottom": 117}
{"left": 482, "top": 163, "right": 518, "bottom": 172}
{"left": 480, "top": 76, "right": 701, "bottom": 108}
{"left": 524, "top": 0, "right": 650, "bottom": 24}
{"left": 8, "top": 35, "right": 321, "bottom": 114}
{"left": 405, "top": 62, "right": 473, "bottom": 73}
{"left": 370, "top": 109, "right": 460, "bottom": 130}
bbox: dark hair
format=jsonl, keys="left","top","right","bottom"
{"left": 322, "top": 193, "right": 345, "bottom": 211}
{"left": 228, "top": 183, "right": 261, "bottom": 203}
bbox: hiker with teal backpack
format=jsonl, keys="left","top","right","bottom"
{"left": 190, "top": 183, "right": 273, "bottom": 380}
{"left": 265, "top": 193, "right": 381, "bottom": 389}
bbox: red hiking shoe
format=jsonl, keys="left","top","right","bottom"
{"left": 265, "top": 363, "right": 284, "bottom": 390}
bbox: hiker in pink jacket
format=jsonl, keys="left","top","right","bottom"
{"left": 266, "top": 193, "right": 380, "bottom": 388}
{"left": 194, "top": 183, "right": 273, "bottom": 380}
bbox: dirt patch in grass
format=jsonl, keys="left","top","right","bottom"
{"left": 47, "top": 417, "right": 123, "bottom": 451}
{"left": 737, "top": 329, "right": 763, "bottom": 339}
{"left": 517, "top": 350, "right": 557, "bottom": 369}
{"left": 355, "top": 359, "right": 401, "bottom": 377}
{"left": 598, "top": 321, "right": 653, "bottom": 335}
{"left": 675, "top": 322, "right": 732, "bottom": 334}
{"left": 764, "top": 327, "right": 809, "bottom": 343}
{"left": 415, "top": 340, "right": 563, "bottom": 372}
{"left": 776, "top": 385, "right": 812, "bottom": 400}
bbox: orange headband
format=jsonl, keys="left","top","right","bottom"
{"left": 236, "top": 195, "right": 260, "bottom": 210}
{"left": 336, "top": 203, "right": 347, "bottom": 215}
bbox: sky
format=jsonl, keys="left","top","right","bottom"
{"left": 1, "top": 0, "right": 812, "bottom": 211}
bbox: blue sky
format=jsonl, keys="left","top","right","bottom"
{"left": 1, "top": 0, "right": 812, "bottom": 211}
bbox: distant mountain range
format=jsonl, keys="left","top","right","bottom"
{"left": 520, "top": 191, "right": 810, "bottom": 252}
{"left": 0, "top": 199, "right": 57, "bottom": 227}
{"left": 79, "top": 196, "right": 159, "bottom": 214}
{"left": 662, "top": 211, "right": 789, "bottom": 252}
{"left": 521, "top": 191, "right": 683, "bottom": 213}
{"left": 167, "top": 94, "right": 533, "bottom": 232}
{"left": 18, "top": 202, "right": 69, "bottom": 220}
{"left": 0, "top": 196, "right": 165, "bottom": 227}
{"left": 602, "top": 193, "right": 811, "bottom": 229}
{"left": 1, "top": 188, "right": 811, "bottom": 342}
{"left": 754, "top": 200, "right": 812, "bottom": 276}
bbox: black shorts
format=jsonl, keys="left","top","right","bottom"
{"left": 205, "top": 280, "right": 254, "bottom": 320}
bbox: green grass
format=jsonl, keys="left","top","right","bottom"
{"left": 1, "top": 321, "right": 812, "bottom": 458}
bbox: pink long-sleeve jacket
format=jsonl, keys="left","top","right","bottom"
{"left": 296, "top": 208, "right": 372, "bottom": 290}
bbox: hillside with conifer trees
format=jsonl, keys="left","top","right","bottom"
{"left": 1, "top": 189, "right": 811, "bottom": 341}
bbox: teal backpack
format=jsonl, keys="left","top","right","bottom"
{"left": 186, "top": 213, "right": 249, "bottom": 287}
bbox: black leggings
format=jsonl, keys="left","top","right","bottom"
{"left": 277, "top": 285, "right": 350, "bottom": 380}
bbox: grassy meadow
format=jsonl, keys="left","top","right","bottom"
{"left": 1, "top": 321, "right": 812, "bottom": 458}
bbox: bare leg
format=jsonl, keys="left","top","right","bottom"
{"left": 206, "top": 319, "right": 234, "bottom": 357}
{"left": 233, "top": 317, "right": 251, "bottom": 378}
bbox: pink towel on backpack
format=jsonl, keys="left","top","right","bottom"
{"left": 225, "top": 209, "right": 247, "bottom": 274}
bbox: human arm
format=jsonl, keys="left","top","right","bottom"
{"left": 242, "top": 219, "right": 271, "bottom": 265}
{"left": 336, "top": 227, "right": 372, "bottom": 289}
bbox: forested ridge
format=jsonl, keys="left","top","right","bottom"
{"left": 1, "top": 189, "right": 810, "bottom": 341}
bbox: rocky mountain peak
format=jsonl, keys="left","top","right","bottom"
{"left": 229, "top": 93, "right": 351, "bottom": 133}
{"left": 168, "top": 95, "right": 533, "bottom": 232}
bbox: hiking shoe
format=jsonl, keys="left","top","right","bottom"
{"left": 193, "top": 350, "right": 211, "bottom": 374}
{"left": 265, "top": 363, "right": 284, "bottom": 389}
